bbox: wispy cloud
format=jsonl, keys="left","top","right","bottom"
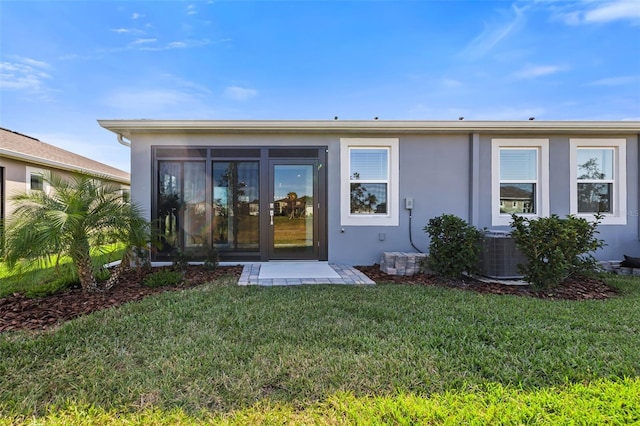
{"left": 553, "top": 0, "right": 640, "bottom": 25}
{"left": 187, "top": 4, "right": 197, "bottom": 15}
{"left": 167, "top": 41, "right": 187, "bottom": 49}
{"left": 587, "top": 75, "right": 639, "bottom": 86}
{"left": 0, "top": 56, "right": 52, "bottom": 92}
{"left": 584, "top": 0, "right": 640, "bottom": 23}
{"left": 132, "top": 38, "right": 157, "bottom": 45}
{"left": 132, "top": 13, "right": 144, "bottom": 20}
{"left": 224, "top": 86, "right": 258, "bottom": 101}
{"left": 514, "top": 64, "right": 567, "bottom": 79}
{"left": 459, "top": 4, "right": 527, "bottom": 59}
{"left": 139, "top": 39, "right": 213, "bottom": 51}
{"left": 102, "top": 86, "right": 222, "bottom": 119}
{"left": 104, "top": 89, "right": 201, "bottom": 112}
{"left": 99, "top": 38, "right": 217, "bottom": 53}
{"left": 19, "top": 57, "right": 51, "bottom": 70}
{"left": 160, "top": 73, "right": 213, "bottom": 95}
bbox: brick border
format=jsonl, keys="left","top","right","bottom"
{"left": 238, "top": 264, "right": 375, "bottom": 286}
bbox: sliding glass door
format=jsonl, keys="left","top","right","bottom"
{"left": 212, "top": 161, "right": 260, "bottom": 252}
{"left": 153, "top": 147, "right": 326, "bottom": 261}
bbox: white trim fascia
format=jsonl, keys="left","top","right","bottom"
{"left": 340, "top": 138, "right": 399, "bottom": 226}
{"left": 98, "top": 119, "right": 640, "bottom": 139}
{"left": 569, "top": 138, "right": 627, "bottom": 225}
{"left": 0, "top": 148, "right": 130, "bottom": 185}
{"left": 492, "top": 139, "right": 550, "bottom": 227}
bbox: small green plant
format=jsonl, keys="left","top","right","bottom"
{"left": 510, "top": 214, "right": 605, "bottom": 289}
{"left": 95, "top": 267, "right": 111, "bottom": 282}
{"left": 203, "top": 245, "right": 219, "bottom": 271}
{"left": 24, "top": 275, "right": 78, "bottom": 298}
{"left": 424, "top": 214, "right": 484, "bottom": 278}
{"left": 171, "top": 249, "right": 190, "bottom": 272}
{"left": 142, "top": 269, "right": 183, "bottom": 288}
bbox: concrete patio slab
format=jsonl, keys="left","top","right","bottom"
{"left": 238, "top": 262, "right": 375, "bottom": 286}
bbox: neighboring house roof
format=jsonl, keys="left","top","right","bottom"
{"left": 0, "top": 128, "right": 129, "bottom": 185}
{"left": 500, "top": 186, "right": 534, "bottom": 200}
{"left": 98, "top": 119, "right": 640, "bottom": 139}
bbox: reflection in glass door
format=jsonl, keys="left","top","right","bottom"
{"left": 270, "top": 162, "right": 317, "bottom": 259}
{"left": 212, "top": 161, "right": 260, "bottom": 252}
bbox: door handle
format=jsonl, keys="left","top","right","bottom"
{"left": 270, "top": 209, "right": 274, "bottom": 225}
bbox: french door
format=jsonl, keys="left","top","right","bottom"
{"left": 153, "top": 147, "right": 326, "bottom": 261}
{"left": 268, "top": 160, "right": 320, "bottom": 260}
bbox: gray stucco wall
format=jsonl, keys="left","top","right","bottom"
{"left": 331, "top": 134, "right": 471, "bottom": 265}
{"left": 128, "top": 130, "right": 639, "bottom": 265}
{"left": 477, "top": 134, "right": 639, "bottom": 261}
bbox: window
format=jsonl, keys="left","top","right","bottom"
{"left": 570, "top": 139, "right": 626, "bottom": 225}
{"left": 341, "top": 138, "right": 399, "bottom": 226}
{"left": 212, "top": 161, "right": 260, "bottom": 251}
{"left": 157, "top": 161, "right": 207, "bottom": 253}
{"left": 349, "top": 148, "right": 388, "bottom": 215}
{"left": 25, "top": 167, "right": 49, "bottom": 194}
{"left": 492, "top": 139, "right": 549, "bottom": 226}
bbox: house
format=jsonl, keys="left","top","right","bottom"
{"left": 0, "top": 128, "right": 130, "bottom": 246}
{"left": 98, "top": 120, "right": 640, "bottom": 265}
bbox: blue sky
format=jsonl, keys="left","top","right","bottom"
{"left": 1, "top": 0, "right": 639, "bottom": 173}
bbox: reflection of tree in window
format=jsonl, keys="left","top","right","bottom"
{"left": 349, "top": 148, "right": 389, "bottom": 215}
{"left": 577, "top": 155, "right": 612, "bottom": 213}
{"left": 349, "top": 172, "right": 387, "bottom": 214}
{"left": 213, "top": 162, "right": 259, "bottom": 251}
{"left": 216, "top": 164, "right": 246, "bottom": 250}
{"left": 158, "top": 163, "right": 182, "bottom": 251}
{"left": 286, "top": 192, "right": 299, "bottom": 219}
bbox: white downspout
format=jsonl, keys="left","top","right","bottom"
{"left": 117, "top": 133, "right": 131, "bottom": 147}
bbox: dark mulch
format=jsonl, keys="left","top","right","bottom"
{"left": 1, "top": 264, "right": 618, "bottom": 334}
{"left": 0, "top": 265, "right": 243, "bottom": 333}
{"left": 356, "top": 264, "right": 618, "bottom": 301}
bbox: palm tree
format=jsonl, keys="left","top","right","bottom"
{"left": 287, "top": 192, "right": 298, "bottom": 219}
{"left": 365, "top": 193, "right": 378, "bottom": 213}
{"left": 3, "top": 172, "right": 148, "bottom": 293}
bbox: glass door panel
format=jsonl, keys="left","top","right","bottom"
{"left": 212, "top": 161, "right": 260, "bottom": 252}
{"left": 157, "top": 162, "right": 182, "bottom": 254}
{"left": 157, "top": 161, "right": 207, "bottom": 255}
{"left": 183, "top": 162, "right": 206, "bottom": 249}
{"left": 270, "top": 162, "right": 317, "bottom": 259}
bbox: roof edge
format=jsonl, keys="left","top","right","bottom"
{"left": 0, "top": 148, "right": 130, "bottom": 185}
{"left": 98, "top": 119, "right": 640, "bottom": 138}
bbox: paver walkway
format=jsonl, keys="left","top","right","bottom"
{"left": 238, "top": 263, "right": 375, "bottom": 286}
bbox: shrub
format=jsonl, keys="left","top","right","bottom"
{"left": 510, "top": 214, "right": 605, "bottom": 289}
{"left": 203, "top": 246, "right": 219, "bottom": 271}
{"left": 424, "top": 214, "right": 484, "bottom": 278}
{"left": 171, "top": 249, "right": 190, "bottom": 272}
{"left": 95, "top": 267, "right": 111, "bottom": 282}
{"left": 24, "top": 276, "right": 78, "bottom": 298}
{"left": 142, "top": 270, "right": 183, "bottom": 288}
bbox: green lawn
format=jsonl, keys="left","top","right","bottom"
{"left": 1, "top": 274, "right": 639, "bottom": 424}
{"left": 0, "top": 245, "right": 124, "bottom": 298}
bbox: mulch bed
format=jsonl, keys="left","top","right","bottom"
{"left": 1, "top": 264, "right": 618, "bottom": 333}
{"left": 356, "top": 265, "right": 618, "bottom": 301}
{"left": 0, "top": 265, "right": 243, "bottom": 333}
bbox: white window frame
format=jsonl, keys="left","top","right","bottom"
{"left": 570, "top": 138, "right": 626, "bottom": 225}
{"left": 340, "top": 138, "right": 399, "bottom": 226}
{"left": 491, "top": 139, "right": 549, "bottom": 226}
{"left": 25, "top": 166, "right": 50, "bottom": 194}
